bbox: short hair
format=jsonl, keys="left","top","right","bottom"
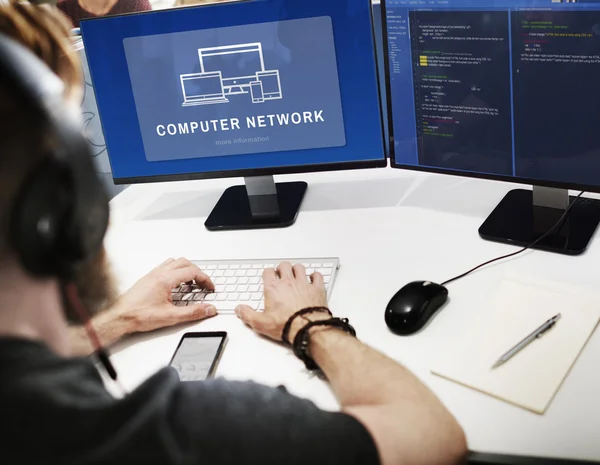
{"left": 0, "top": 0, "right": 81, "bottom": 259}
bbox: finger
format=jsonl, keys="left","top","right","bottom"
{"left": 277, "top": 261, "right": 294, "bottom": 279}
{"left": 262, "top": 268, "right": 278, "bottom": 286}
{"left": 236, "top": 304, "right": 267, "bottom": 333}
{"left": 310, "top": 271, "right": 325, "bottom": 289}
{"left": 170, "top": 265, "right": 215, "bottom": 291}
{"left": 165, "top": 257, "right": 192, "bottom": 271}
{"left": 292, "top": 263, "right": 306, "bottom": 280}
{"left": 173, "top": 303, "right": 217, "bottom": 323}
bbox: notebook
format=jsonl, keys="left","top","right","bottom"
{"left": 431, "top": 275, "right": 600, "bottom": 414}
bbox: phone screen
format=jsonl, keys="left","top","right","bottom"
{"left": 169, "top": 332, "right": 226, "bottom": 381}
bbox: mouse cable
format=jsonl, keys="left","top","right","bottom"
{"left": 440, "top": 191, "right": 585, "bottom": 287}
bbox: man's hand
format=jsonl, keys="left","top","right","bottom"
{"left": 69, "top": 258, "right": 216, "bottom": 356}
{"left": 112, "top": 257, "right": 216, "bottom": 332}
{"left": 235, "top": 261, "right": 328, "bottom": 342}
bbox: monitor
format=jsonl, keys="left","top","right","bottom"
{"left": 81, "top": 0, "right": 386, "bottom": 231}
{"left": 382, "top": 0, "right": 600, "bottom": 255}
{"left": 199, "top": 43, "right": 265, "bottom": 95}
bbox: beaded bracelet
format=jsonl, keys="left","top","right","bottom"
{"left": 292, "top": 318, "right": 357, "bottom": 371}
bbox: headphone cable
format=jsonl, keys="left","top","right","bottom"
{"left": 64, "top": 282, "right": 126, "bottom": 395}
{"left": 441, "top": 191, "right": 585, "bottom": 287}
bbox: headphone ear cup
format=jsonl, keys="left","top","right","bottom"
{"left": 10, "top": 159, "right": 73, "bottom": 277}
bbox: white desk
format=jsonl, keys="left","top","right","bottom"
{"left": 105, "top": 168, "right": 600, "bottom": 462}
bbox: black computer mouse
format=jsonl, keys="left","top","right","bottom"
{"left": 385, "top": 281, "right": 449, "bottom": 335}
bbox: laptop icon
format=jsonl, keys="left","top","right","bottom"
{"left": 180, "top": 71, "right": 229, "bottom": 107}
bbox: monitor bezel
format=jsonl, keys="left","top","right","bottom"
{"left": 80, "top": 0, "right": 388, "bottom": 186}
{"left": 380, "top": 0, "right": 600, "bottom": 195}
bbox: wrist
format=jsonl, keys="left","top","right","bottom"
{"left": 287, "top": 312, "right": 331, "bottom": 342}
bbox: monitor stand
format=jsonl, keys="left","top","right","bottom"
{"left": 479, "top": 186, "right": 600, "bottom": 255}
{"left": 205, "top": 176, "right": 307, "bottom": 231}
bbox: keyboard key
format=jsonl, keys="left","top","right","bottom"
{"left": 225, "top": 285, "right": 236, "bottom": 293}
{"left": 237, "top": 285, "right": 249, "bottom": 292}
{"left": 180, "top": 284, "right": 192, "bottom": 293}
{"left": 214, "top": 277, "right": 226, "bottom": 285}
{"left": 226, "top": 277, "right": 237, "bottom": 285}
{"left": 216, "top": 294, "right": 227, "bottom": 301}
{"left": 213, "top": 270, "right": 224, "bottom": 277}
{"left": 241, "top": 264, "right": 252, "bottom": 269}
{"left": 238, "top": 277, "right": 249, "bottom": 285}
{"left": 321, "top": 268, "right": 332, "bottom": 276}
{"left": 218, "top": 265, "right": 229, "bottom": 270}
{"left": 249, "top": 285, "right": 260, "bottom": 293}
{"left": 324, "top": 275, "right": 331, "bottom": 284}
{"left": 251, "top": 293, "right": 262, "bottom": 301}
{"left": 172, "top": 293, "right": 183, "bottom": 301}
{"left": 206, "top": 265, "right": 217, "bottom": 270}
{"left": 193, "top": 293, "right": 206, "bottom": 301}
{"left": 182, "top": 293, "right": 195, "bottom": 301}
{"left": 205, "top": 293, "right": 217, "bottom": 302}
{"left": 224, "top": 270, "right": 235, "bottom": 277}
{"left": 171, "top": 286, "right": 181, "bottom": 293}
{"left": 249, "top": 277, "right": 260, "bottom": 284}
{"left": 310, "top": 263, "right": 322, "bottom": 268}
{"left": 175, "top": 301, "right": 188, "bottom": 307}
{"left": 230, "top": 264, "right": 240, "bottom": 269}
{"left": 228, "top": 293, "right": 239, "bottom": 301}
{"left": 247, "top": 270, "right": 258, "bottom": 277}
{"left": 239, "top": 293, "right": 251, "bottom": 301}
{"left": 235, "top": 270, "right": 246, "bottom": 277}
{"left": 252, "top": 264, "right": 263, "bottom": 269}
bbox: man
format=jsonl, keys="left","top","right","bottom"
{"left": 0, "top": 2, "right": 467, "bottom": 464}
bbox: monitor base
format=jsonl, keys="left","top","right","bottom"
{"left": 205, "top": 177, "right": 307, "bottom": 231}
{"left": 479, "top": 188, "right": 600, "bottom": 256}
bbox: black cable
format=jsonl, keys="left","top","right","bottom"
{"left": 440, "top": 191, "right": 585, "bottom": 287}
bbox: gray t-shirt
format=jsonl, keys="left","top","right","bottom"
{"left": 0, "top": 338, "right": 380, "bottom": 465}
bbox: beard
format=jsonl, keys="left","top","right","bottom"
{"left": 63, "top": 246, "right": 118, "bottom": 323}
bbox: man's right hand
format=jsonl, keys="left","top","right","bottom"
{"left": 235, "top": 261, "right": 329, "bottom": 342}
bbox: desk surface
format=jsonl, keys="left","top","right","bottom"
{"left": 105, "top": 167, "right": 600, "bottom": 462}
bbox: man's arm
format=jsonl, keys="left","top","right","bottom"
{"left": 237, "top": 262, "right": 467, "bottom": 465}
{"left": 69, "top": 258, "right": 217, "bottom": 356}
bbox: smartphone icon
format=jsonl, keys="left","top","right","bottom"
{"left": 250, "top": 81, "right": 264, "bottom": 103}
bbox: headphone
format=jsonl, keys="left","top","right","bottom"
{"left": 0, "top": 32, "right": 109, "bottom": 279}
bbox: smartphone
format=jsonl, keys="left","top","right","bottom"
{"left": 169, "top": 332, "right": 227, "bottom": 381}
{"left": 250, "top": 80, "right": 264, "bottom": 103}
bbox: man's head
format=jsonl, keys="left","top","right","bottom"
{"left": 0, "top": 0, "right": 116, "bottom": 320}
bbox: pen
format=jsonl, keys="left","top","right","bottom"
{"left": 492, "top": 313, "right": 562, "bottom": 369}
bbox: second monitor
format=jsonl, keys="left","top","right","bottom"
{"left": 81, "top": 0, "right": 386, "bottom": 231}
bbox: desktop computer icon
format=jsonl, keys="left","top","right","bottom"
{"left": 180, "top": 71, "right": 229, "bottom": 107}
{"left": 81, "top": 0, "right": 386, "bottom": 231}
{"left": 199, "top": 42, "right": 266, "bottom": 96}
{"left": 381, "top": 0, "right": 600, "bottom": 255}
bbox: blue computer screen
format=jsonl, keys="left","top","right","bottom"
{"left": 81, "top": 0, "right": 385, "bottom": 181}
{"left": 384, "top": 0, "right": 600, "bottom": 188}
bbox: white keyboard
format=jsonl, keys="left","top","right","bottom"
{"left": 171, "top": 258, "right": 340, "bottom": 315}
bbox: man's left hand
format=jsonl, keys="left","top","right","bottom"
{"left": 69, "top": 258, "right": 216, "bottom": 355}
{"left": 112, "top": 257, "right": 217, "bottom": 333}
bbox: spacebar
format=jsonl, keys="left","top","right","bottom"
{"left": 215, "top": 301, "right": 258, "bottom": 315}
